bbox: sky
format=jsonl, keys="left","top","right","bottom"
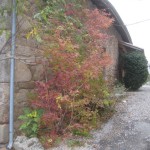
{"left": 108, "top": 0, "right": 150, "bottom": 63}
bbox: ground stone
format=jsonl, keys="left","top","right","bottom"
{"left": 13, "top": 136, "right": 44, "bottom": 150}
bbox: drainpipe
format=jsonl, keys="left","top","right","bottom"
{"left": 7, "top": 0, "right": 16, "bottom": 149}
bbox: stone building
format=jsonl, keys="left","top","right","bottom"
{"left": 0, "top": 0, "right": 144, "bottom": 145}
{"left": 91, "top": 0, "right": 144, "bottom": 81}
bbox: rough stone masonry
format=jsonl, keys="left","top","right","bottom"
{"left": 0, "top": 0, "right": 11, "bottom": 144}
{"left": 0, "top": 0, "right": 122, "bottom": 145}
{"left": 0, "top": 0, "right": 44, "bottom": 144}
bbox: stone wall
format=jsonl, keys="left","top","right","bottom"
{"left": 103, "top": 26, "right": 122, "bottom": 83}
{"left": 90, "top": 0, "right": 123, "bottom": 83}
{"left": 0, "top": 1, "right": 11, "bottom": 144}
{"left": 0, "top": 2, "right": 44, "bottom": 143}
{"left": 0, "top": 0, "right": 123, "bottom": 144}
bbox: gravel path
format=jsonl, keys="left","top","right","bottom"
{"left": 51, "top": 85, "right": 150, "bottom": 150}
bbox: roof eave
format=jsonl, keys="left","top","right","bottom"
{"left": 119, "top": 41, "right": 144, "bottom": 52}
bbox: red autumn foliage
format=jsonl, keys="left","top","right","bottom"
{"left": 30, "top": 1, "right": 114, "bottom": 142}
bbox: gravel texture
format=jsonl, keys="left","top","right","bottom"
{"left": 50, "top": 85, "right": 150, "bottom": 150}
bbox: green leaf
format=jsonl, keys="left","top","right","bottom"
{"left": 32, "top": 124, "right": 38, "bottom": 132}
{"left": 103, "top": 100, "right": 109, "bottom": 107}
{"left": 19, "top": 124, "right": 27, "bottom": 130}
{"left": 18, "top": 115, "right": 28, "bottom": 120}
{"left": 33, "top": 117, "right": 39, "bottom": 122}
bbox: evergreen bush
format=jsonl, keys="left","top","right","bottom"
{"left": 123, "top": 51, "right": 148, "bottom": 90}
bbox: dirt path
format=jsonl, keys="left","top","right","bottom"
{"left": 51, "top": 85, "right": 150, "bottom": 150}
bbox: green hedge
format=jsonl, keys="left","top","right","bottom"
{"left": 123, "top": 51, "right": 148, "bottom": 90}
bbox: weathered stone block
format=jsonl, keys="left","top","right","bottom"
{"left": 0, "top": 83, "right": 9, "bottom": 123}
{"left": 15, "top": 56, "right": 36, "bottom": 65}
{"left": 15, "top": 61, "right": 32, "bottom": 82}
{"left": 16, "top": 45, "right": 33, "bottom": 57}
{"left": 14, "top": 106, "right": 26, "bottom": 122}
{"left": 18, "top": 82, "right": 35, "bottom": 89}
{"left": 0, "top": 54, "right": 35, "bottom": 83}
{"left": 17, "top": 15, "right": 32, "bottom": 31}
{"left": 32, "top": 64, "right": 44, "bottom": 81}
{"left": 0, "top": 124, "right": 9, "bottom": 144}
{"left": 0, "top": 104, "right": 9, "bottom": 124}
{"left": 15, "top": 89, "right": 29, "bottom": 104}
{"left": 11, "top": 44, "right": 36, "bottom": 64}
{"left": 0, "top": 146, "right": 7, "bottom": 150}
{"left": 0, "top": 31, "right": 7, "bottom": 51}
{"left": 0, "top": 83, "right": 9, "bottom": 104}
{"left": 0, "top": 0, "right": 10, "bottom": 8}
{"left": 0, "top": 0, "right": 11, "bottom": 29}
{"left": 0, "top": 57, "right": 10, "bottom": 83}
{"left": 0, "top": 45, "right": 11, "bottom": 55}
{"left": 14, "top": 89, "right": 29, "bottom": 121}
{"left": 14, "top": 120, "right": 22, "bottom": 136}
{"left": 16, "top": 37, "right": 38, "bottom": 48}
{"left": 24, "top": 56, "right": 36, "bottom": 65}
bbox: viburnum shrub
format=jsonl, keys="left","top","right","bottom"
{"left": 123, "top": 51, "right": 148, "bottom": 90}
{"left": 20, "top": 0, "right": 114, "bottom": 145}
